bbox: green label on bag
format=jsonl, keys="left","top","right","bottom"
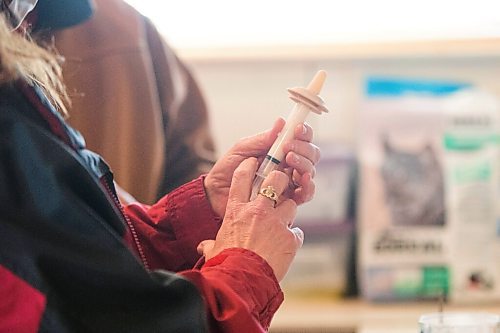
{"left": 444, "top": 133, "right": 499, "bottom": 151}
{"left": 422, "top": 266, "right": 449, "bottom": 297}
{"left": 392, "top": 266, "right": 449, "bottom": 298}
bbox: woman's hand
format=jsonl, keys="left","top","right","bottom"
{"left": 204, "top": 118, "right": 320, "bottom": 217}
{"left": 198, "top": 158, "right": 304, "bottom": 281}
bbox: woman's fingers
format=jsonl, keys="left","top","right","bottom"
{"left": 294, "top": 122, "right": 314, "bottom": 142}
{"left": 285, "top": 151, "right": 317, "bottom": 179}
{"left": 277, "top": 198, "right": 298, "bottom": 228}
{"left": 282, "top": 123, "right": 320, "bottom": 181}
{"left": 197, "top": 240, "right": 216, "bottom": 256}
{"left": 228, "top": 157, "right": 258, "bottom": 203}
{"left": 255, "top": 170, "right": 289, "bottom": 208}
{"left": 285, "top": 139, "right": 320, "bottom": 166}
{"left": 254, "top": 170, "right": 298, "bottom": 227}
{"left": 291, "top": 172, "right": 315, "bottom": 205}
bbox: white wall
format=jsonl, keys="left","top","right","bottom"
{"left": 185, "top": 52, "right": 500, "bottom": 157}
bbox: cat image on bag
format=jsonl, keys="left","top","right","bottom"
{"left": 381, "top": 138, "right": 445, "bottom": 226}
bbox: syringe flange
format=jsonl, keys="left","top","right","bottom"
{"left": 287, "top": 87, "right": 329, "bottom": 115}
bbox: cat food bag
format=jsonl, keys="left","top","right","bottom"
{"left": 358, "top": 77, "right": 470, "bottom": 301}
{"left": 442, "top": 90, "right": 500, "bottom": 303}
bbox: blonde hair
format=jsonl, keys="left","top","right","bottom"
{"left": 0, "top": 15, "right": 69, "bottom": 115}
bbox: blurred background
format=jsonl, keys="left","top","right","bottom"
{"left": 124, "top": 0, "right": 500, "bottom": 331}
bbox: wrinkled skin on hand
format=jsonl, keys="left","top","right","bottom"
{"left": 198, "top": 158, "right": 304, "bottom": 281}
{"left": 204, "top": 118, "right": 320, "bottom": 217}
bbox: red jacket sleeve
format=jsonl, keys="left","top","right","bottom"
{"left": 122, "top": 176, "right": 285, "bottom": 331}
{"left": 123, "top": 175, "right": 222, "bottom": 271}
{"left": 180, "top": 248, "right": 284, "bottom": 332}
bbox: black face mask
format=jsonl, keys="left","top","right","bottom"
{"left": 33, "top": 0, "right": 94, "bottom": 31}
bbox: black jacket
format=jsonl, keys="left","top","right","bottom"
{"left": 0, "top": 82, "right": 208, "bottom": 332}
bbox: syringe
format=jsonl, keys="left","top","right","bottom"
{"left": 251, "top": 70, "right": 329, "bottom": 199}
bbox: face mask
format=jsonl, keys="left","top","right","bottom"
{"left": 2, "top": 0, "right": 38, "bottom": 30}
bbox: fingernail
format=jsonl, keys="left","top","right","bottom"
{"left": 302, "top": 124, "right": 307, "bottom": 135}
{"left": 292, "top": 153, "right": 300, "bottom": 164}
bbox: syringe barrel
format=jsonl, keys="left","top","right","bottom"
{"left": 250, "top": 103, "right": 312, "bottom": 199}
{"left": 267, "top": 103, "right": 311, "bottom": 162}
{"left": 250, "top": 157, "right": 279, "bottom": 200}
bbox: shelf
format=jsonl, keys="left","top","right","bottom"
{"left": 178, "top": 38, "right": 500, "bottom": 63}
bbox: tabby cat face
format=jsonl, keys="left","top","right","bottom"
{"left": 381, "top": 139, "right": 445, "bottom": 226}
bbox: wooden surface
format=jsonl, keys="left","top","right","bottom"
{"left": 269, "top": 298, "right": 500, "bottom": 332}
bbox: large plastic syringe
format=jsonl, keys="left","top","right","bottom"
{"left": 251, "top": 70, "right": 329, "bottom": 199}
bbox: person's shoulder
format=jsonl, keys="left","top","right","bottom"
{"left": 0, "top": 84, "right": 48, "bottom": 135}
{"left": 0, "top": 84, "right": 29, "bottom": 125}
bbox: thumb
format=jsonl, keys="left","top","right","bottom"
{"left": 268, "top": 117, "right": 286, "bottom": 141}
{"left": 259, "top": 117, "right": 285, "bottom": 149}
{"left": 197, "top": 240, "right": 216, "bottom": 257}
{"left": 230, "top": 118, "right": 285, "bottom": 156}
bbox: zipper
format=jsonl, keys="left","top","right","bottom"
{"left": 101, "top": 177, "right": 150, "bottom": 271}
{"left": 18, "top": 82, "right": 151, "bottom": 271}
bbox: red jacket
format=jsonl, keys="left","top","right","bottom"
{"left": 0, "top": 82, "right": 283, "bottom": 332}
{"left": 124, "top": 177, "right": 284, "bottom": 331}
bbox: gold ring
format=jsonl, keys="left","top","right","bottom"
{"left": 259, "top": 185, "right": 278, "bottom": 207}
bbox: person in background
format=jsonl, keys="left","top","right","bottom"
{"left": 0, "top": 0, "right": 321, "bottom": 332}
{"left": 38, "top": 0, "right": 217, "bottom": 203}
